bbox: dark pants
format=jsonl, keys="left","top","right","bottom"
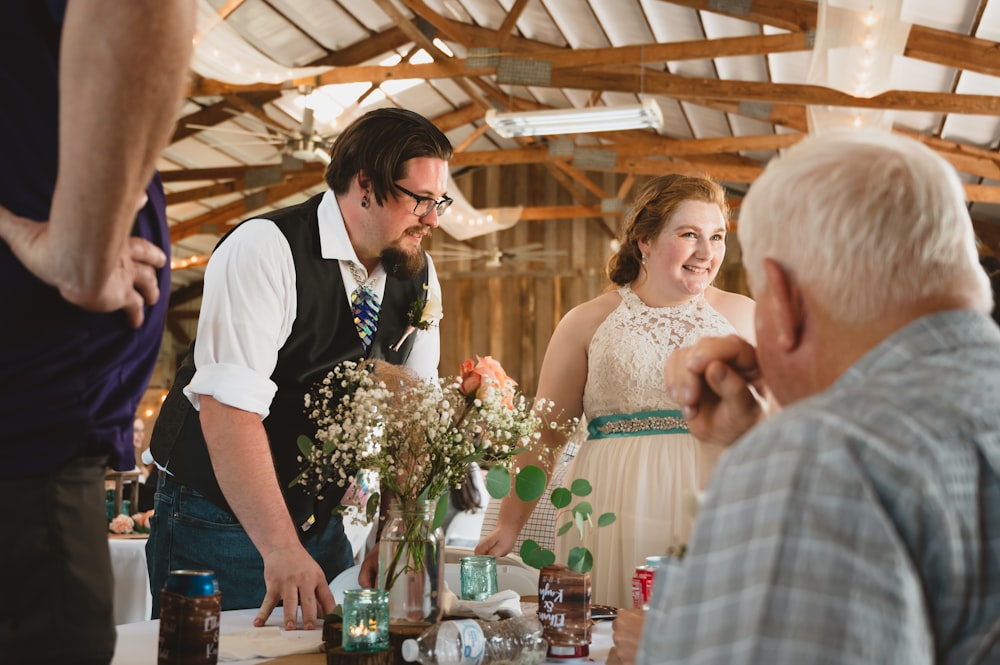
{"left": 146, "top": 473, "right": 354, "bottom": 616}
{"left": 0, "top": 456, "right": 115, "bottom": 664}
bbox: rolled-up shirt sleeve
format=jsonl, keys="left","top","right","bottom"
{"left": 184, "top": 218, "right": 296, "bottom": 418}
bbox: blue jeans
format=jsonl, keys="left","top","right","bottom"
{"left": 146, "top": 473, "right": 354, "bottom": 617}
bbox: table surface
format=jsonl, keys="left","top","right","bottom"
{"left": 113, "top": 608, "right": 614, "bottom": 664}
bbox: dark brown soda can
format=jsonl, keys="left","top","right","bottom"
{"left": 158, "top": 569, "right": 221, "bottom": 664}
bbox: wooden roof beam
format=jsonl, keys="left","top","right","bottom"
{"left": 548, "top": 68, "right": 1000, "bottom": 115}
{"left": 169, "top": 173, "right": 323, "bottom": 241}
{"left": 663, "top": 0, "right": 1000, "bottom": 78}
{"left": 186, "top": 32, "right": 811, "bottom": 96}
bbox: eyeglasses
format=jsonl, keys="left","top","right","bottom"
{"left": 394, "top": 183, "right": 453, "bottom": 218}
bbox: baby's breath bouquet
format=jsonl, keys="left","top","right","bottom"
{"left": 293, "top": 356, "right": 559, "bottom": 510}
{"left": 292, "top": 356, "right": 568, "bottom": 604}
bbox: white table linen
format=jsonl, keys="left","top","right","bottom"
{"left": 112, "top": 607, "right": 614, "bottom": 664}
{"left": 109, "top": 536, "right": 153, "bottom": 625}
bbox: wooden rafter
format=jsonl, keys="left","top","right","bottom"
{"left": 169, "top": 173, "right": 323, "bottom": 242}
{"left": 663, "top": 0, "right": 1000, "bottom": 78}
{"left": 166, "top": 2, "right": 1000, "bottom": 275}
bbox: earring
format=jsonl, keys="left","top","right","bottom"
{"left": 361, "top": 195, "right": 368, "bottom": 208}
{"left": 641, "top": 253, "right": 647, "bottom": 265}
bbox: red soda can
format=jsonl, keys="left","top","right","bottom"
{"left": 158, "top": 569, "right": 221, "bottom": 664}
{"left": 631, "top": 564, "right": 656, "bottom": 609}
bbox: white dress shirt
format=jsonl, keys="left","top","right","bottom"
{"left": 184, "top": 189, "right": 441, "bottom": 418}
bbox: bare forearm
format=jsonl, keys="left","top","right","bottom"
{"left": 51, "top": 0, "right": 194, "bottom": 301}
{"left": 200, "top": 397, "right": 302, "bottom": 558}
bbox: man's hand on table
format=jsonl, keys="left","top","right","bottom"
{"left": 254, "top": 545, "right": 335, "bottom": 631}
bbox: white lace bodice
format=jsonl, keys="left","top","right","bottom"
{"left": 583, "top": 284, "right": 737, "bottom": 419}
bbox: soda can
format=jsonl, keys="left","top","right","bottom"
{"left": 631, "top": 564, "right": 656, "bottom": 609}
{"left": 158, "top": 570, "right": 221, "bottom": 665}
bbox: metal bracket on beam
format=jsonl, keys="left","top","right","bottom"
{"left": 547, "top": 139, "right": 575, "bottom": 157}
{"left": 737, "top": 101, "right": 773, "bottom": 121}
{"left": 246, "top": 165, "right": 284, "bottom": 189}
{"left": 497, "top": 57, "right": 553, "bottom": 86}
{"left": 416, "top": 17, "right": 437, "bottom": 42}
{"left": 601, "top": 198, "right": 624, "bottom": 214}
{"left": 243, "top": 190, "right": 267, "bottom": 213}
{"left": 573, "top": 148, "right": 618, "bottom": 171}
{"left": 709, "top": 0, "right": 751, "bottom": 15}
{"left": 467, "top": 48, "right": 500, "bottom": 69}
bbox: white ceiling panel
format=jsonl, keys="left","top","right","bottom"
{"left": 159, "top": 0, "right": 1000, "bottom": 294}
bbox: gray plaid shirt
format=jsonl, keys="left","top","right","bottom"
{"left": 639, "top": 310, "right": 1000, "bottom": 665}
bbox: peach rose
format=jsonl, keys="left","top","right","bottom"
{"left": 459, "top": 355, "right": 516, "bottom": 407}
{"left": 459, "top": 358, "right": 481, "bottom": 395}
{"left": 109, "top": 513, "right": 135, "bottom": 534}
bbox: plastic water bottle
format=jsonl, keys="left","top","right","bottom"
{"left": 400, "top": 615, "right": 547, "bottom": 665}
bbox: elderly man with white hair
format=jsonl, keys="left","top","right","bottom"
{"left": 612, "top": 129, "right": 999, "bottom": 665}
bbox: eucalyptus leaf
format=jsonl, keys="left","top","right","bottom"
{"left": 484, "top": 465, "right": 511, "bottom": 499}
{"left": 365, "top": 493, "right": 380, "bottom": 523}
{"left": 567, "top": 547, "right": 593, "bottom": 573}
{"left": 572, "top": 501, "right": 593, "bottom": 521}
{"left": 432, "top": 490, "right": 449, "bottom": 529}
{"left": 519, "top": 539, "right": 541, "bottom": 558}
{"left": 550, "top": 487, "right": 572, "bottom": 509}
{"left": 556, "top": 521, "right": 573, "bottom": 537}
{"left": 522, "top": 547, "right": 556, "bottom": 570}
{"left": 597, "top": 512, "right": 616, "bottom": 527}
{"left": 570, "top": 478, "right": 592, "bottom": 497}
{"left": 573, "top": 511, "right": 586, "bottom": 538}
{"left": 515, "top": 464, "right": 547, "bottom": 502}
{"left": 296, "top": 435, "right": 314, "bottom": 458}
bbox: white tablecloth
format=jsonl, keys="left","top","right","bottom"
{"left": 109, "top": 536, "right": 153, "bottom": 625}
{"left": 112, "top": 608, "right": 614, "bottom": 664}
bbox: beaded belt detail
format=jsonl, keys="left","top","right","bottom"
{"left": 587, "top": 409, "right": 689, "bottom": 439}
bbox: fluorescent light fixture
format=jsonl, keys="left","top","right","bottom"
{"left": 484, "top": 99, "right": 664, "bottom": 138}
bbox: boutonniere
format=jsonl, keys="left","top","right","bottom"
{"left": 390, "top": 284, "right": 442, "bottom": 351}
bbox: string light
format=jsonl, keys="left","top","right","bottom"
{"left": 863, "top": 9, "right": 877, "bottom": 27}
{"left": 170, "top": 253, "right": 210, "bottom": 270}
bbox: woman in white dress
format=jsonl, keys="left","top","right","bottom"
{"left": 476, "top": 174, "right": 755, "bottom": 607}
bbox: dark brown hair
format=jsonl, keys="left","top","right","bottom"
{"left": 607, "top": 173, "right": 729, "bottom": 286}
{"left": 324, "top": 108, "right": 454, "bottom": 205}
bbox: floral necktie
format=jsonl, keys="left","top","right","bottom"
{"left": 351, "top": 285, "right": 380, "bottom": 351}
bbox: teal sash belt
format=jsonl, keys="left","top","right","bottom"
{"left": 587, "top": 409, "right": 689, "bottom": 439}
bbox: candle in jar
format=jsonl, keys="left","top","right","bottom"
{"left": 341, "top": 589, "right": 389, "bottom": 652}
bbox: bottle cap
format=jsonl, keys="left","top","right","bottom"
{"left": 401, "top": 638, "right": 418, "bottom": 662}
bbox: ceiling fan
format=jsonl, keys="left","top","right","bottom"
{"left": 432, "top": 241, "right": 566, "bottom": 269}
{"left": 187, "top": 105, "right": 335, "bottom": 164}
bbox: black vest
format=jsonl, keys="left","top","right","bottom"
{"left": 151, "top": 193, "right": 428, "bottom": 530}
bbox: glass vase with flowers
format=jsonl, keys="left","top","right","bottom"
{"left": 292, "top": 355, "right": 572, "bottom": 623}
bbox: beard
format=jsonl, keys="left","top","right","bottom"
{"left": 382, "top": 239, "right": 427, "bottom": 281}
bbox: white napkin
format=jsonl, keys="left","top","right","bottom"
{"left": 440, "top": 582, "right": 522, "bottom": 621}
{"left": 218, "top": 626, "right": 324, "bottom": 661}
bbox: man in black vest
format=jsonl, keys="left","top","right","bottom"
{"left": 147, "top": 108, "right": 453, "bottom": 632}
